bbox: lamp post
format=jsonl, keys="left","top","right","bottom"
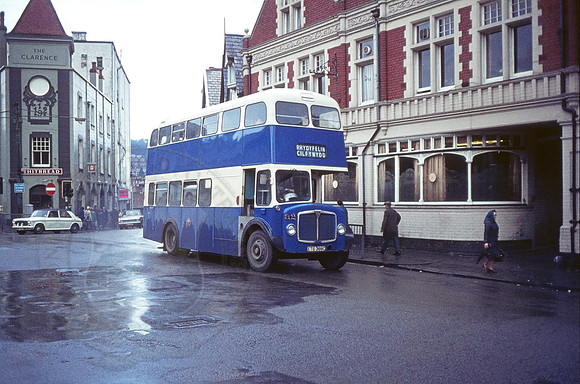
{"left": 246, "top": 54, "right": 253, "bottom": 96}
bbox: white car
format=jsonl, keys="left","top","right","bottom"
{"left": 118, "top": 209, "right": 143, "bottom": 229}
{"left": 12, "top": 209, "right": 83, "bottom": 235}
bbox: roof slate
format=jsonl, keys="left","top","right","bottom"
{"left": 10, "top": 0, "right": 68, "bottom": 37}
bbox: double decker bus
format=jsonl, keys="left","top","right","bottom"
{"left": 144, "top": 89, "right": 353, "bottom": 271}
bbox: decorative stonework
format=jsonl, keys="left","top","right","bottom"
{"left": 253, "top": 24, "right": 341, "bottom": 62}
{"left": 387, "top": 0, "right": 437, "bottom": 16}
{"left": 347, "top": 13, "right": 374, "bottom": 29}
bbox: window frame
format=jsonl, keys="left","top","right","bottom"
{"left": 30, "top": 134, "right": 51, "bottom": 167}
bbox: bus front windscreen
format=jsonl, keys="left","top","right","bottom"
{"left": 276, "top": 170, "right": 311, "bottom": 203}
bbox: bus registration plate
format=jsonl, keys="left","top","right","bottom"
{"left": 307, "top": 245, "right": 326, "bottom": 252}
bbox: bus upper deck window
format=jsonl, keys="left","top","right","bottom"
{"left": 312, "top": 105, "right": 341, "bottom": 129}
{"left": 150, "top": 129, "right": 159, "bottom": 147}
{"left": 172, "top": 122, "right": 185, "bottom": 142}
{"left": 203, "top": 114, "right": 218, "bottom": 135}
{"left": 222, "top": 108, "right": 241, "bottom": 132}
{"left": 159, "top": 126, "right": 171, "bottom": 145}
{"left": 187, "top": 118, "right": 201, "bottom": 139}
{"left": 245, "top": 102, "right": 267, "bottom": 127}
{"left": 276, "top": 101, "right": 309, "bottom": 126}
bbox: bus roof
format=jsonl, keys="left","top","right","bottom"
{"left": 152, "top": 89, "right": 340, "bottom": 130}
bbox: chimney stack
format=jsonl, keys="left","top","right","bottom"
{"left": 98, "top": 69, "right": 104, "bottom": 91}
{"left": 90, "top": 62, "right": 97, "bottom": 86}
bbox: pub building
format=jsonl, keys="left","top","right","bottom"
{"left": 0, "top": 0, "right": 131, "bottom": 219}
{"left": 241, "top": 0, "right": 578, "bottom": 258}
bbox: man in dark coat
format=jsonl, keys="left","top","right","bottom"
{"left": 379, "top": 201, "right": 401, "bottom": 255}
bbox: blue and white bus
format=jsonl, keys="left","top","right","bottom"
{"left": 144, "top": 89, "right": 353, "bottom": 271}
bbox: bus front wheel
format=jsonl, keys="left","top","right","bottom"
{"left": 164, "top": 223, "right": 180, "bottom": 256}
{"left": 246, "top": 231, "right": 274, "bottom": 272}
{"left": 319, "top": 251, "right": 349, "bottom": 270}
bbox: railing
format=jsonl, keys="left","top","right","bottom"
{"left": 342, "top": 68, "right": 579, "bottom": 127}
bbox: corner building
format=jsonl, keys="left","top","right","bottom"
{"left": 242, "top": 0, "right": 579, "bottom": 256}
{"left": 0, "top": 0, "right": 131, "bottom": 218}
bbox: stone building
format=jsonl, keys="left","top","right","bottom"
{"left": 0, "top": 0, "right": 131, "bottom": 219}
{"left": 241, "top": 0, "right": 579, "bottom": 256}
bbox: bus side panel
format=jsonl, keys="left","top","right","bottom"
{"left": 143, "top": 207, "right": 162, "bottom": 243}
{"left": 179, "top": 206, "right": 198, "bottom": 251}
{"left": 213, "top": 207, "right": 240, "bottom": 257}
{"left": 242, "top": 126, "right": 273, "bottom": 165}
{"left": 147, "top": 130, "right": 252, "bottom": 176}
{"left": 197, "top": 207, "right": 214, "bottom": 253}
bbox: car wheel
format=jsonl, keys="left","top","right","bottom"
{"left": 164, "top": 223, "right": 180, "bottom": 256}
{"left": 70, "top": 223, "right": 80, "bottom": 233}
{"left": 319, "top": 251, "right": 349, "bottom": 270}
{"left": 246, "top": 230, "right": 275, "bottom": 272}
{"left": 33, "top": 224, "right": 44, "bottom": 234}
{"left": 17, "top": 230, "right": 26, "bottom": 235}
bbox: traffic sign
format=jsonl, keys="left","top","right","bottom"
{"left": 46, "top": 182, "right": 56, "bottom": 196}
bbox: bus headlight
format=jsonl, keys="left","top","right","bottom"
{"left": 337, "top": 224, "right": 346, "bottom": 236}
{"left": 286, "top": 223, "right": 297, "bottom": 237}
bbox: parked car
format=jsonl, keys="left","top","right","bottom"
{"left": 12, "top": 209, "right": 82, "bottom": 235}
{"left": 118, "top": 209, "right": 143, "bottom": 229}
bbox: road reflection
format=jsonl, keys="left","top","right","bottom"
{"left": 0, "top": 267, "right": 335, "bottom": 342}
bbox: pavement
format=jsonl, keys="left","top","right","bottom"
{"left": 347, "top": 243, "right": 580, "bottom": 292}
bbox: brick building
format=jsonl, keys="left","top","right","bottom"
{"left": 241, "top": 0, "right": 579, "bottom": 256}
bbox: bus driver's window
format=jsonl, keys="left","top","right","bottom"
{"left": 256, "top": 170, "right": 271, "bottom": 206}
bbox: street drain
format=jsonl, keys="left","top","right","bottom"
{"left": 169, "top": 315, "right": 221, "bottom": 329}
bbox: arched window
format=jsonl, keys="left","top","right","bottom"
{"left": 424, "top": 154, "right": 467, "bottom": 201}
{"left": 324, "top": 162, "right": 358, "bottom": 202}
{"left": 378, "top": 158, "right": 395, "bottom": 202}
{"left": 472, "top": 152, "right": 521, "bottom": 201}
{"left": 399, "top": 157, "right": 420, "bottom": 202}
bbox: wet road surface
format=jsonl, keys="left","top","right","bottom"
{"left": 1, "top": 229, "right": 578, "bottom": 383}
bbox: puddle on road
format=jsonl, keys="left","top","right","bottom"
{"left": 0, "top": 268, "right": 336, "bottom": 342}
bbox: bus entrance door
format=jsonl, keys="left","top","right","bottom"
{"left": 243, "top": 169, "right": 255, "bottom": 217}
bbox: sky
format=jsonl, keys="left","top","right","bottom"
{"left": 1, "top": 0, "right": 264, "bottom": 139}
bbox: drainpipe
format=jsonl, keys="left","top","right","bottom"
{"left": 559, "top": 0, "right": 578, "bottom": 260}
{"left": 359, "top": 8, "right": 382, "bottom": 256}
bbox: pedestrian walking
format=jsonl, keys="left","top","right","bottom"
{"left": 77, "top": 206, "right": 86, "bottom": 229}
{"left": 84, "top": 206, "right": 92, "bottom": 230}
{"left": 111, "top": 207, "right": 119, "bottom": 229}
{"left": 91, "top": 206, "right": 98, "bottom": 230}
{"left": 379, "top": 201, "right": 401, "bottom": 256}
{"left": 98, "top": 207, "right": 108, "bottom": 230}
{"left": 483, "top": 209, "right": 499, "bottom": 272}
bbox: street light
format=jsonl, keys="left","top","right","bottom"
{"left": 246, "top": 54, "right": 253, "bottom": 96}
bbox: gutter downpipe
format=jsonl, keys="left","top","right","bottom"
{"left": 360, "top": 8, "right": 382, "bottom": 256}
{"left": 559, "top": 0, "right": 578, "bottom": 262}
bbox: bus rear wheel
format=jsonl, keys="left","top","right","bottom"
{"left": 247, "top": 231, "right": 274, "bottom": 272}
{"left": 164, "top": 223, "right": 180, "bottom": 256}
{"left": 319, "top": 251, "right": 349, "bottom": 270}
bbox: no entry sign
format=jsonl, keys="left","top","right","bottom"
{"left": 45, "top": 182, "right": 56, "bottom": 196}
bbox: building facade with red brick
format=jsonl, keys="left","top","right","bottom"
{"left": 242, "top": 0, "right": 579, "bottom": 256}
